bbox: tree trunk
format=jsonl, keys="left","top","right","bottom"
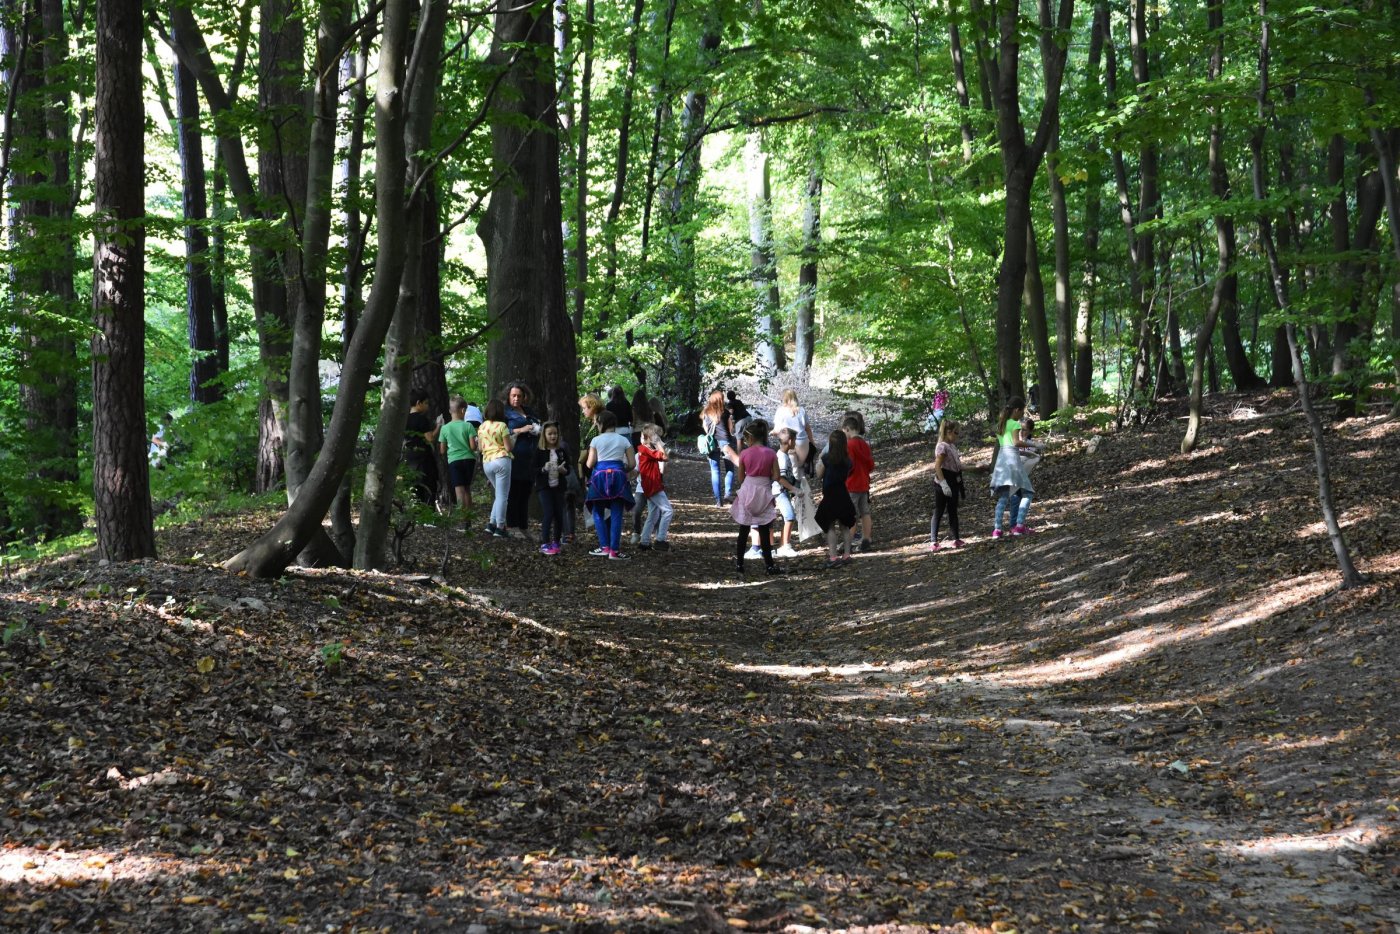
{"left": 571, "top": 0, "right": 594, "bottom": 336}
{"left": 480, "top": 3, "right": 579, "bottom": 428}
{"left": 1128, "top": 0, "right": 1159, "bottom": 400}
{"left": 666, "top": 19, "right": 722, "bottom": 408}
{"left": 1363, "top": 88, "right": 1400, "bottom": 407}
{"left": 1045, "top": 130, "right": 1074, "bottom": 411}
{"left": 746, "top": 130, "right": 785, "bottom": 375}
{"left": 975, "top": 0, "right": 1074, "bottom": 407}
{"left": 339, "top": 34, "right": 371, "bottom": 344}
{"left": 211, "top": 154, "right": 230, "bottom": 375}
{"left": 91, "top": 0, "right": 155, "bottom": 561}
{"left": 599, "top": 0, "right": 646, "bottom": 340}
{"left": 172, "top": 42, "right": 221, "bottom": 405}
{"left": 225, "top": 0, "right": 414, "bottom": 579}
{"left": 1073, "top": 2, "right": 1106, "bottom": 403}
{"left": 1248, "top": 0, "right": 1362, "bottom": 588}
{"left": 794, "top": 147, "right": 821, "bottom": 373}
{"left": 284, "top": 0, "right": 348, "bottom": 507}
{"left": 1023, "top": 218, "right": 1057, "bottom": 414}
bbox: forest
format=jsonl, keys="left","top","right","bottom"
{"left": 1, "top": 0, "right": 1398, "bottom": 929}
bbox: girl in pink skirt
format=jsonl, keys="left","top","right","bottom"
{"left": 729, "top": 422, "right": 785, "bottom": 576}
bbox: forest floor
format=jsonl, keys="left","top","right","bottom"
{"left": 2, "top": 391, "right": 1398, "bottom": 932}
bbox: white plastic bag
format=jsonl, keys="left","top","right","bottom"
{"left": 795, "top": 479, "right": 823, "bottom": 541}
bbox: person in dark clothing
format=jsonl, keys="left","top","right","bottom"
{"left": 503, "top": 382, "right": 542, "bottom": 533}
{"left": 606, "top": 386, "right": 634, "bottom": 443}
{"left": 404, "top": 394, "right": 440, "bottom": 506}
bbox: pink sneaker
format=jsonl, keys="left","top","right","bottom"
{"left": 991, "top": 529, "right": 1004, "bottom": 539}
{"left": 929, "top": 542, "right": 942, "bottom": 552}
{"left": 1011, "top": 525, "right": 1033, "bottom": 535}
{"left": 952, "top": 539, "right": 966, "bottom": 548}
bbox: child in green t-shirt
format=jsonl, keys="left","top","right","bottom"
{"left": 438, "top": 396, "right": 479, "bottom": 519}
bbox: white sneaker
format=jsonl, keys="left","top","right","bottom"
{"left": 775, "top": 545, "right": 798, "bottom": 558}
{"left": 745, "top": 546, "right": 764, "bottom": 560}
{"left": 630, "top": 532, "right": 641, "bottom": 546}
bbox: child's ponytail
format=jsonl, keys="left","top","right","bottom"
{"left": 998, "top": 396, "right": 1026, "bottom": 436}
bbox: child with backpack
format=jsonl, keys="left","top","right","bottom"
{"left": 636, "top": 424, "right": 674, "bottom": 551}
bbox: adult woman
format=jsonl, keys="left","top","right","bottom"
{"left": 770, "top": 389, "right": 816, "bottom": 468}
{"left": 584, "top": 411, "right": 636, "bottom": 559}
{"left": 503, "top": 382, "right": 542, "bottom": 534}
{"left": 477, "top": 399, "right": 514, "bottom": 536}
{"left": 701, "top": 389, "right": 739, "bottom": 507}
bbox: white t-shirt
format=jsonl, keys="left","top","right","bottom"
{"left": 590, "top": 431, "right": 632, "bottom": 463}
{"left": 772, "top": 406, "right": 809, "bottom": 444}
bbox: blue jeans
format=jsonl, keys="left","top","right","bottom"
{"left": 592, "top": 501, "right": 624, "bottom": 552}
{"left": 995, "top": 486, "right": 1032, "bottom": 530}
{"left": 708, "top": 457, "right": 735, "bottom": 502}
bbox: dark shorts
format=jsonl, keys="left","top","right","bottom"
{"left": 448, "top": 458, "right": 476, "bottom": 489}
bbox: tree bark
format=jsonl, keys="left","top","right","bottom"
{"left": 226, "top": 0, "right": 414, "bottom": 579}
{"left": 1363, "top": 88, "right": 1400, "bottom": 407}
{"left": 171, "top": 13, "right": 220, "bottom": 405}
{"left": 1023, "top": 218, "right": 1057, "bottom": 414}
{"left": 91, "top": 0, "right": 155, "bottom": 561}
{"left": 480, "top": 3, "right": 580, "bottom": 428}
{"left": 1247, "top": 0, "right": 1362, "bottom": 588}
{"left": 571, "top": 0, "right": 594, "bottom": 336}
{"left": 1045, "top": 129, "right": 1074, "bottom": 411}
{"left": 1074, "top": 4, "right": 1106, "bottom": 403}
{"left": 794, "top": 144, "right": 821, "bottom": 373}
{"left": 599, "top": 0, "right": 646, "bottom": 340}
{"left": 746, "top": 130, "right": 785, "bottom": 375}
{"left": 972, "top": 0, "right": 1074, "bottom": 407}
{"left": 666, "top": 18, "right": 722, "bottom": 408}
{"left": 284, "top": 0, "right": 348, "bottom": 508}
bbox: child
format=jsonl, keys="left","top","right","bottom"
{"left": 636, "top": 424, "right": 674, "bottom": 551}
{"left": 815, "top": 429, "right": 857, "bottom": 567}
{"left": 843, "top": 415, "right": 876, "bottom": 552}
{"left": 772, "top": 428, "right": 802, "bottom": 557}
{"left": 533, "top": 421, "right": 572, "bottom": 555}
{"left": 438, "top": 396, "right": 478, "bottom": 524}
{"left": 729, "top": 422, "right": 783, "bottom": 575}
{"left": 584, "top": 411, "right": 636, "bottom": 559}
{"left": 989, "top": 396, "right": 1035, "bottom": 538}
{"left": 930, "top": 419, "right": 965, "bottom": 550}
{"left": 476, "top": 399, "right": 514, "bottom": 537}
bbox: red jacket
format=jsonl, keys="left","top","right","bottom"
{"left": 637, "top": 444, "right": 667, "bottom": 497}
{"left": 846, "top": 436, "right": 873, "bottom": 493}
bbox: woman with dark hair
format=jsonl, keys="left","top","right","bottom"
{"left": 701, "top": 389, "right": 739, "bottom": 507}
{"left": 404, "top": 394, "right": 441, "bottom": 505}
{"left": 503, "top": 382, "right": 542, "bottom": 534}
{"left": 606, "top": 386, "right": 634, "bottom": 443}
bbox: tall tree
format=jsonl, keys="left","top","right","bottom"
{"left": 226, "top": 0, "right": 414, "bottom": 579}
{"left": 794, "top": 140, "right": 821, "bottom": 373}
{"left": 747, "top": 129, "right": 785, "bottom": 374}
{"left": 970, "top": 0, "right": 1074, "bottom": 405}
{"left": 91, "top": 0, "right": 155, "bottom": 560}
{"left": 170, "top": 12, "right": 221, "bottom": 405}
{"left": 480, "top": 2, "right": 580, "bottom": 425}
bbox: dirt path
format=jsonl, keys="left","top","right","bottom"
{"left": 2, "top": 400, "right": 1396, "bottom": 931}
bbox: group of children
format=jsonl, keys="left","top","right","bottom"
{"left": 433, "top": 384, "right": 1043, "bottom": 567}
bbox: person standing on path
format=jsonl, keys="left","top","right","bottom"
{"left": 636, "top": 423, "right": 674, "bottom": 551}
{"left": 533, "top": 421, "right": 573, "bottom": 555}
{"left": 770, "top": 389, "right": 816, "bottom": 470}
{"left": 404, "top": 394, "right": 441, "bottom": 506}
{"left": 702, "top": 390, "right": 739, "bottom": 506}
{"left": 438, "top": 396, "right": 478, "bottom": 525}
{"left": 772, "top": 428, "right": 802, "bottom": 558}
{"left": 815, "top": 429, "right": 857, "bottom": 568}
{"left": 843, "top": 414, "right": 876, "bottom": 551}
{"left": 606, "top": 386, "right": 634, "bottom": 444}
{"left": 989, "top": 396, "right": 1034, "bottom": 539}
{"left": 503, "top": 382, "right": 542, "bottom": 536}
{"left": 584, "top": 411, "right": 636, "bottom": 559}
{"left": 729, "top": 422, "right": 784, "bottom": 576}
{"left": 930, "top": 419, "right": 966, "bottom": 550}
{"left": 477, "top": 399, "right": 514, "bottom": 537}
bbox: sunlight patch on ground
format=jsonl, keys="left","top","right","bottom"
{"left": 0, "top": 846, "right": 196, "bottom": 885}
{"left": 970, "top": 572, "right": 1336, "bottom": 686}
{"left": 731, "top": 659, "right": 923, "bottom": 679}
{"left": 1220, "top": 818, "right": 1391, "bottom": 860}
{"left": 1292, "top": 502, "right": 1381, "bottom": 539}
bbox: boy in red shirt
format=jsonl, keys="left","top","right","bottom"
{"left": 635, "top": 424, "right": 674, "bottom": 550}
{"left": 843, "top": 414, "right": 875, "bottom": 551}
